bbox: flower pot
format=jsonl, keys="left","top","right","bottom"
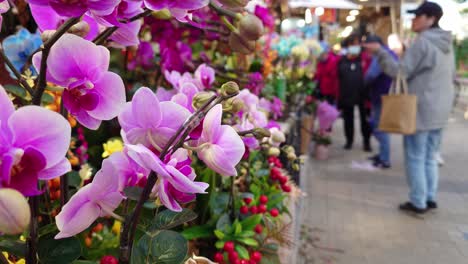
{"left": 300, "top": 114, "right": 315, "bottom": 154}
{"left": 314, "top": 144, "right": 329, "bottom": 160}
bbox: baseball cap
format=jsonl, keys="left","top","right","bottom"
{"left": 363, "top": 35, "right": 383, "bottom": 44}
{"left": 408, "top": 1, "right": 443, "bottom": 20}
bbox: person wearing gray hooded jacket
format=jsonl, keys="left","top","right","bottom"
{"left": 363, "top": 1, "right": 455, "bottom": 214}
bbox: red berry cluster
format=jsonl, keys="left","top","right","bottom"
{"left": 267, "top": 156, "right": 283, "bottom": 168}
{"left": 270, "top": 167, "right": 291, "bottom": 193}
{"left": 100, "top": 255, "right": 118, "bottom": 264}
{"left": 213, "top": 242, "right": 263, "bottom": 264}
{"left": 240, "top": 196, "right": 278, "bottom": 218}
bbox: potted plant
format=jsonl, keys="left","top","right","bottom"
{"left": 312, "top": 131, "right": 332, "bottom": 160}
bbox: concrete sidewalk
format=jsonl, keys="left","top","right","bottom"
{"left": 298, "top": 114, "right": 468, "bottom": 264}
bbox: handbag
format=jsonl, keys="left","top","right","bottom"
{"left": 378, "top": 69, "right": 417, "bottom": 135}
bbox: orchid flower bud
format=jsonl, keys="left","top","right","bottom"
{"left": 192, "top": 91, "right": 216, "bottom": 110}
{"left": 0, "top": 189, "right": 31, "bottom": 235}
{"left": 220, "top": 81, "right": 240, "bottom": 97}
{"left": 267, "top": 147, "right": 280, "bottom": 157}
{"left": 252, "top": 127, "right": 271, "bottom": 140}
{"left": 228, "top": 32, "right": 256, "bottom": 54}
{"left": 287, "top": 152, "right": 297, "bottom": 160}
{"left": 68, "top": 21, "right": 91, "bottom": 38}
{"left": 239, "top": 14, "right": 264, "bottom": 41}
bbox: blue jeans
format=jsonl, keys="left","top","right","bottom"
{"left": 371, "top": 103, "right": 391, "bottom": 164}
{"left": 404, "top": 129, "right": 442, "bottom": 209}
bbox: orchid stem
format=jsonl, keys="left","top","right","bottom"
{"left": 0, "top": 47, "right": 34, "bottom": 95}
{"left": 26, "top": 196, "right": 39, "bottom": 264}
{"left": 32, "top": 17, "right": 81, "bottom": 106}
{"left": 209, "top": 0, "right": 238, "bottom": 19}
{"left": 59, "top": 101, "right": 69, "bottom": 208}
{"left": 229, "top": 176, "right": 235, "bottom": 220}
{"left": 220, "top": 16, "right": 237, "bottom": 32}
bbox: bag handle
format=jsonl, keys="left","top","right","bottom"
{"left": 390, "top": 68, "right": 409, "bottom": 95}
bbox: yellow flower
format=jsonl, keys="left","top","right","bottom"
{"left": 102, "top": 138, "right": 124, "bottom": 158}
{"left": 112, "top": 220, "right": 122, "bottom": 235}
{"left": 2, "top": 252, "right": 25, "bottom": 264}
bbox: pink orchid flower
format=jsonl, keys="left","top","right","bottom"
{"left": 29, "top": 4, "right": 99, "bottom": 40}
{"left": 118, "top": 87, "right": 191, "bottom": 152}
{"left": 0, "top": 86, "right": 71, "bottom": 196}
{"left": 28, "top": 0, "right": 120, "bottom": 18}
{"left": 126, "top": 145, "right": 209, "bottom": 212}
{"left": 33, "top": 34, "right": 126, "bottom": 130}
{"left": 192, "top": 104, "right": 245, "bottom": 176}
{"left": 143, "top": 0, "right": 209, "bottom": 22}
{"left": 194, "top": 64, "right": 215, "bottom": 90}
{"left": 55, "top": 156, "right": 124, "bottom": 239}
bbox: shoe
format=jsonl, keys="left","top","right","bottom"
{"left": 435, "top": 153, "right": 445, "bottom": 167}
{"left": 368, "top": 155, "right": 379, "bottom": 162}
{"left": 427, "top": 201, "right": 438, "bottom": 210}
{"left": 363, "top": 144, "right": 372, "bottom": 152}
{"left": 373, "top": 159, "right": 391, "bottom": 169}
{"left": 399, "top": 202, "right": 427, "bottom": 214}
{"left": 344, "top": 143, "right": 352, "bottom": 150}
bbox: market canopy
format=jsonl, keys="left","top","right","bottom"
{"left": 289, "top": 0, "right": 360, "bottom": 9}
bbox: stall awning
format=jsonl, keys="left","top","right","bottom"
{"left": 289, "top": 0, "right": 360, "bottom": 9}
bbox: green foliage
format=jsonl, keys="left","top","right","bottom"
{"left": 0, "top": 238, "right": 26, "bottom": 257}
{"left": 181, "top": 225, "right": 213, "bottom": 240}
{"left": 149, "top": 209, "right": 198, "bottom": 231}
{"left": 132, "top": 230, "right": 188, "bottom": 264}
{"left": 38, "top": 235, "right": 82, "bottom": 264}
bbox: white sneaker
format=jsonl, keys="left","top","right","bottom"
{"left": 435, "top": 152, "right": 445, "bottom": 166}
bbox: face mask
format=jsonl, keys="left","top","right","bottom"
{"left": 348, "top": 45, "right": 361, "bottom": 55}
{"left": 340, "top": 48, "right": 348, "bottom": 55}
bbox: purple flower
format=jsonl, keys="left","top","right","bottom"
{"left": 160, "top": 41, "right": 193, "bottom": 73}
{"left": 317, "top": 101, "right": 339, "bottom": 132}
{"left": 143, "top": 0, "right": 209, "bottom": 22}
{"left": 108, "top": 20, "right": 142, "bottom": 47}
{"left": 105, "top": 151, "right": 150, "bottom": 192}
{"left": 33, "top": 34, "right": 126, "bottom": 130}
{"left": 126, "top": 145, "right": 209, "bottom": 211}
{"left": 194, "top": 64, "right": 215, "bottom": 90}
{"left": 28, "top": 0, "right": 120, "bottom": 18}
{"left": 98, "top": 0, "right": 143, "bottom": 26}
{"left": 55, "top": 155, "right": 124, "bottom": 239}
{"left": 171, "top": 82, "right": 198, "bottom": 112}
{"left": 155, "top": 87, "right": 177, "bottom": 101}
{"left": 30, "top": 4, "right": 99, "bottom": 40}
{"left": 271, "top": 97, "right": 284, "bottom": 120}
{"left": 192, "top": 104, "right": 245, "bottom": 176}
{"left": 0, "top": 86, "right": 71, "bottom": 196}
{"left": 254, "top": 5, "right": 275, "bottom": 30}
{"left": 118, "top": 87, "right": 191, "bottom": 153}
{"left": 246, "top": 72, "right": 264, "bottom": 95}
{"left": 0, "top": 0, "right": 10, "bottom": 31}
{"left": 128, "top": 41, "right": 155, "bottom": 71}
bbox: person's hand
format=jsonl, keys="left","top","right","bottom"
{"left": 362, "top": 42, "right": 381, "bottom": 53}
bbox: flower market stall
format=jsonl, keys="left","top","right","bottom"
{"left": 0, "top": 0, "right": 323, "bottom": 263}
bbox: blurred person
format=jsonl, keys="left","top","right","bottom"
{"left": 364, "top": 1, "right": 455, "bottom": 214}
{"left": 315, "top": 47, "right": 339, "bottom": 105}
{"left": 364, "top": 35, "right": 398, "bottom": 169}
{"left": 338, "top": 34, "right": 373, "bottom": 151}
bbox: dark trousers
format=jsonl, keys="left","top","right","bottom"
{"left": 342, "top": 103, "right": 372, "bottom": 146}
